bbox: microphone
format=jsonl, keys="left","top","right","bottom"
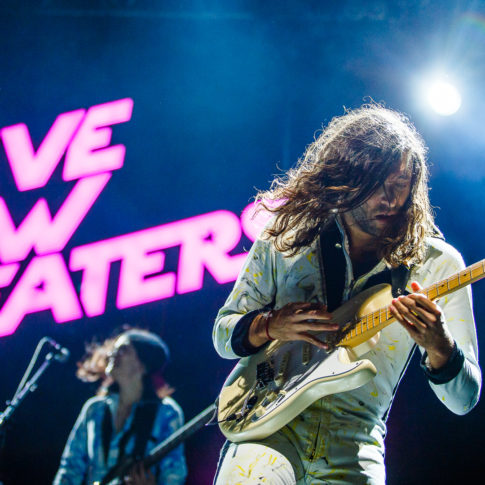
{"left": 45, "top": 337, "right": 70, "bottom": 363}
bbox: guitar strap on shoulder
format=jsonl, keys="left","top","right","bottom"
{"left": 390, "top": 264, "right": 411, "bottom": 297}
{"left": 101, "top": 399, "right": 159, "bottom": 479}
{"left": 319, "top": 221, "right": 347, "bottom": 312}
{"left": 102, "top": 403, "right": 113, "bottom": 464}
{"left": 118, "top": 401, "right": 159, "bottom": 463}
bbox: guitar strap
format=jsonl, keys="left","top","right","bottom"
{"left": 101, "top": 403, "right": 113, "bottom": 464}
{"left": 102, "top": 399, "right": 159, "bottom": 468}
{"left": 320, "top": 220, "right": 410, "bottom": 312}
{"left": 320, "top": 222, "right": 347, "bottom": 312}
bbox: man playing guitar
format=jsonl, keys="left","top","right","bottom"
{"left": 212, "top": 104, "right": 481, "bottom": 484}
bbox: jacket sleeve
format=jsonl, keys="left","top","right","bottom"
{"left": 416, "top": 246, "right": 481, "bottom": 415}
{"left": 212, "top": 237, "right": 277, "bottom": 359}
{"left": 52, "top": 401, "right": 90, "bottom": 485}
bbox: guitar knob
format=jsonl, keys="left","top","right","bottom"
{"left": 251, "top": 410, "right": 263, "bottom": 422}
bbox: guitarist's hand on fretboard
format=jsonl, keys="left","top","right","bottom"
{"left": 390, "top": 281, "right": 454, "bottom": 369}
{"left": 248, "top": 302, "right": 339, "bottom": 349}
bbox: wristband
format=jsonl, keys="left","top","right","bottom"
{"left": 264, "top": 311, "right": 274, "bottom": 341}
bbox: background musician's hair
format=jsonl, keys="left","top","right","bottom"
{"left": 76, "top": 326, "right": 173, "bottom": 398}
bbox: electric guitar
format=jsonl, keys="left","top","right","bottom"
{"left": 217, "top": 259, "right": 485, "bottom": 443}
{"left": 97, "top": 403, "right": 216, "bottom": 485}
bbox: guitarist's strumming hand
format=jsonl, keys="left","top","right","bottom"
{"left": 389, "top": 281, "right": 455, "bottom": 370}
{"left": 248, "top": 302, "right": 339, "bottom": 349}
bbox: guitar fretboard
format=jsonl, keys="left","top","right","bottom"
{"left": 340, "top": 259, "right": 485, "bottom": 345}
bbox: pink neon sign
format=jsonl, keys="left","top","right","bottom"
{"left": 0, "top": 98, "right": 265, "bottom": 337}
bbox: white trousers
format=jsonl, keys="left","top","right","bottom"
{"left": 213, "top": 398, "right": 386, "bottom": 485}
{"left": 215, "top": 442, "right": 297, "bottom": 485}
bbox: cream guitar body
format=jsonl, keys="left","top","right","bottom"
{"left": 218, "top": 259, "right": 485, "bottom": 443}
{"left": 218, "top": 284, "right": 391, "bottom": 442}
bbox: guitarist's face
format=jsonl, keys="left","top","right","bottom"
{"left": 106, "top": 336, "right": 146, "bottom": 383}
{"left": 344, "top": 160, "right": 412, "bottom": 239}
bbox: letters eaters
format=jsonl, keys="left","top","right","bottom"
{"left": 0, "top": 99, "right": 261, "bottom": 337}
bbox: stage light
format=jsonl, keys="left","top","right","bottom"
{"left": 425, "top": 80, "right": 462, "bottom": 116}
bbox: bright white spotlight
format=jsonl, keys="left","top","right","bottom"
{"left": 426, "top": 80, "right": 462, "bottom": 116}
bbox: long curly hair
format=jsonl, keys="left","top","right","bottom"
{"left": 76, "top": 327, "right": 174, "bottom": 398}
{"left": 256, "top": 104, "right": 435, "bottom": 267}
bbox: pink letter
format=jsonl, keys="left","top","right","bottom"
{"left": 70, "top": 232, "right": 176, "bottom": 316}
{"left": 69, "top": 241, "right": 115, "bottom": 317}
{"left": 0, "top": 263, "right": 19, "bottom": 300}
{"left": 240, "top": 200, "right": 282, "bottom": 242}
{"left": 70, "top": 210, "right": 247, "bottom": 313}
{"left": 0, "top": 173, "right": 111, "bottom": 264}
{"left": 63, "top": 98, "right": 134, "bottom": 180}
{"left": 176, "top": 210, "right": 246, "bottom": 294}
{"left": 0, "top": 109, "right": 85, "bottom": 191}
{"left": 117, "top": 236, "right": 176, "bottom": 310}
{"left": 0, "top": 254, "right": 83, "bottom": 337}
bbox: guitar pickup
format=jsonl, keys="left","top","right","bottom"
{"left": 260, "top": 390, "right": 278, "bottom": 408}
{"left": 302, "top": 343, "right": 311, "bottom": 365}
{"left": 275, "top": 352, "right": 290, "bottom": 385}
{"left": 251, "top": 409, "right": 264, "bottom": 422}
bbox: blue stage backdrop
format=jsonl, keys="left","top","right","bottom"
{"left": 0, "top": 2, "right": 484, "bottom": 484}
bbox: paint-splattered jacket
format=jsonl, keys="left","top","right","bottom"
{"left": 213, "top": 220, "right": 481, "bottom": 458}
{"left": 53, "top": 394, "right": 187, "bottom": 485}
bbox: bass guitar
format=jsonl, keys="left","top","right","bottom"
{"left": 97, "top": 403, "right": 216, "bottom": 485}
{"left": 217, "top": 259, "right": 485, "bottom": 443}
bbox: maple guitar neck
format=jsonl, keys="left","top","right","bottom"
{"left": 338, "top": 259, "right": 485, "bottom": 348}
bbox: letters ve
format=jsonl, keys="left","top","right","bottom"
{"left": 0, "top": 98, "right": 133, "bottom": 264}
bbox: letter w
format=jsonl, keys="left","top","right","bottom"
{"left": 0, "top": 173, "right": 111, "bottom": 264}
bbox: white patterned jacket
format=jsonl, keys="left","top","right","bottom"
{"left": 213, "top": 220, "right": 481, "bottom": 434}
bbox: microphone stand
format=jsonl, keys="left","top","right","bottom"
{"left": 0, "top": 339, "right": 68, "bottom": 484}
{"left": 0, "top": 351, "right": 58, "bottom": 430}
